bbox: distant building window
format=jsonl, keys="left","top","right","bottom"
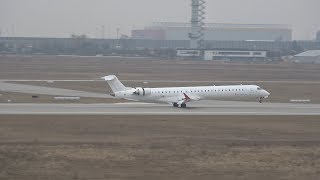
{"left": 253, "top": 52, "right": 262, "bottom": 55}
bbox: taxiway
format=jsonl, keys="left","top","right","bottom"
{"left": 0, "top": 82, "right": 111, "bottom": 98}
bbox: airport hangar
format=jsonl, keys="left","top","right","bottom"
{"left": 143, "top": 22, "right": 287, "bottom": 61}
{"left": 293, "top": 50, "right": 320, "bottom": 64}
{"left": 132, "top": 22, "right": 292, "bottom": 41}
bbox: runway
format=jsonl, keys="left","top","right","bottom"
{"left": 1, "top": 101, "right": 320, "bottom": 115}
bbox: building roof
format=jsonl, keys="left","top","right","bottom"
{"left": 295, "top": 50, "right": 320, "bottom": 57}
{"left": 148, "top": 22, "right": 291, "bottom": 30}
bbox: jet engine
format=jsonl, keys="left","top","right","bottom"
{"left": 132, "top": 87, "right": 151, "bottom": 96}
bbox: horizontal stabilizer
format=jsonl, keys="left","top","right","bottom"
{"left": 101, "top": 75, "right": 116, "bottom": 81}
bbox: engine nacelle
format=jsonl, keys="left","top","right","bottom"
{"left": 133, "top": 87, "right": 151, "bottom": 96}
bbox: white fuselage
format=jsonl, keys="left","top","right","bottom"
{"left": 114, "top": 85, "right": 270, "bottom": 104}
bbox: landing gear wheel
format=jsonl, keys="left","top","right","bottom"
{"left": 181, "top": 103, "right": 187, "bottom": 108}
{"left": 259, "top": 97, "right": 263, "bottom": 103}
{"left": 173, "top": 103, "right": 179, "bottom": 108}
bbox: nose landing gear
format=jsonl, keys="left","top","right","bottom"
{"left": 259, "top": 97, "right": 264, "bottom": 103}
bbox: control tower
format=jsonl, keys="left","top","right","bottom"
{"left": 189, "top": 0, "right": 206, "bottom": 49}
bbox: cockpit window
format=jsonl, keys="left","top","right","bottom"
{"left": 257, "top": 87, "right": 262, "bottom": 90}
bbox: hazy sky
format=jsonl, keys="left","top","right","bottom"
{"left": 0, "top": 0, "right": 319, "bottom": 40}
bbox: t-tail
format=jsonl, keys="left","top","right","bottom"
{"left": 102, "top": 75, "right": 127, "bottom": 96}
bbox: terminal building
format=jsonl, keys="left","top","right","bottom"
{"left": 132, "top": 22, "right": 292, "bottom": 41}
{"left": 1, "top": 37, "right": 320, "bottom": 58}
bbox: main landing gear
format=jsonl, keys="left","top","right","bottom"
{"left": 173, "top": 103, "right": 187, "bottom": 108}
{"left": 181, "top": 103, "right": 187, "bottom": 108}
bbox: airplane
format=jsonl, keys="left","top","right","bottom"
{"left": 102, "top": 75, "right": 270, "bottom": 108}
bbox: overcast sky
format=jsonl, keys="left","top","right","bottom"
{"left": 0, "top": 0, "right": 319, "bottom": 40}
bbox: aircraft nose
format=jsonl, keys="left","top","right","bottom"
{"left": 264, "top": 90, "right": 270, "bottom": 97}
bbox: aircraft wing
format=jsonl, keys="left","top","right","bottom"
{"left": 159, "top": 93, "right": 200, "bottom": 105}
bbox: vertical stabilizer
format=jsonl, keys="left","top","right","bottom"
{"left": 102, "top": 75, "right": 127, "bottom": 92}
